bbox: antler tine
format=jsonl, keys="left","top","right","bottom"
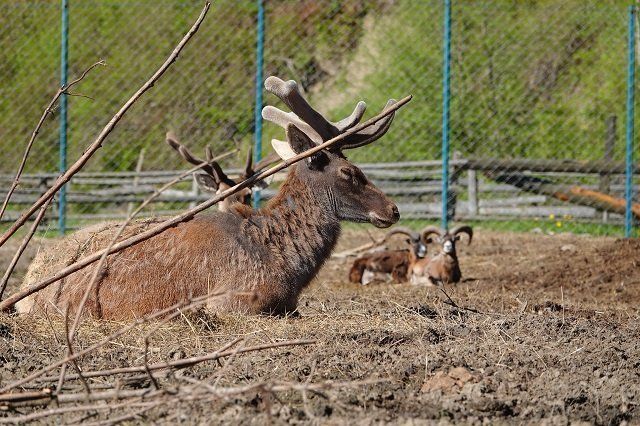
{"left": 384, "top": 226, "right": 420, "bottom": 243}
{"left": 450, "top": 225, "right": 473, "bottom": 244}
{"left": 166, "top": 131, "right": 202, "bottom": 165}
{"left": 165, "top": 132, "right": 230, "bottom": 185}
{"left": 264, "top": 76, "right": 337, "bottom": 141}
{"left": 334, "top": 101, "right": 367, "bottom": 131}
{"left": 262, "top": 106, "right": 323, "bottom": 144}
{"left": 336, "top": 99, "right": 397, "bottom": 150}
{"left": 420, "top": 225, "right": 444, "bottom": 243}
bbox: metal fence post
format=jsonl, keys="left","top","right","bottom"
{"left": 58, "top": 0, "right": 69, "bottom": 235}
{"left": 252, "top": 0, "right": 265, "bottom": 209}
{"left": 625, "top": 5, "right": 636, "bottom": 238}
{"left": 441, "top": 0, "right": 452, "bottom": 229}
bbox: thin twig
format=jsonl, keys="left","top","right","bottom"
{"left": 0, "top": 401, "right": 156, "bottom": 424}
{"left": 0, "top": 2, "right": 211, "bottom": 248}
{"left": 33, "top": 339, "right": 315, "bottom": 384}
{"left": 0, "top": 94, "right": 412, "bottom": 312}
{"left": 143, "top": 336, "right": 160, "bottom": 390}
{"left": 439, "top": 286, "right": 485, "bottom": 315}
{"left": 0, "top": 293, "right": 220, "bottom": 392}
{"left": 0, "top": 60, "right": 105, "bottom": 222}
{"left": 59, "top": 305, "right": 91, "bottom": 396}
{"left": 2, "top": 378, "right": 385, "bottom": 411}
{"left": 331, "top": 237, "right": 385, "bottom": 259}
{"left": 0, "top": 197, "right": 52, "bottom": 300}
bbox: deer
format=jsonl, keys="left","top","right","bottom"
{"left": 411, "top": 225, "right": 473, "bottom": 286}
{"left": 165, "top": 131, "right": 278, "bottom": 211}
{"left": 16, "top": 75, "right": 408, "bottom": 320}
{"left": 348, "top": 226, "right": 431, "bottom": 285}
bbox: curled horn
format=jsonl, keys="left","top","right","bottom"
{"left": 450, "top": 225, "right": 473, "bottom": 244}
{"left": 420, "top": 226, "right": 443, "bottom": 243}
{"left": 384, "top": 226, "right": 420, "bottom": 243}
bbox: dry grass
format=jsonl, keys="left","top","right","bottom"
{"left": 1, "top": 228, "right": 639, "bottom": 424}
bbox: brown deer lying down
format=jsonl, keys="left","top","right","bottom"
{"left": 348, "top": 226, "right": 432, "bottom": 285}
{"left": 166, "top": 132, "right": 279, "bottom": 211}
{"left": 411, "top": 225, "right": 473, "bottom": 286}
{"left": 17, "top": 76, "right": 407, "bottom": 320}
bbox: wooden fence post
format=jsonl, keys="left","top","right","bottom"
{"left": 600, "top": 115, "right": 616, "bottom": 223}
{"left": 468, "top": 168, "right": 478, "bottom": 216}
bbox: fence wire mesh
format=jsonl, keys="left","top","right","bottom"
{"left": 0, "top": 0, "right": 637, "bottom": 236}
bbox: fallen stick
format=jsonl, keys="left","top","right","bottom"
{"left": 34, "top": 339, "right": 315, "bottom": 383}
{"left": 0, "top": 2, "right": 211, "bottom": 248}
{"left": 1, "top": 377, "right": 383, "bottom": 410}
{"left": 331, "top": 238, "right": 385, "bottom": 259}
{"left": 0, "top": 401, "right": 158, "bottom": 424}
{"left": 0, "top": 94, "right": 412, "bottom": 312}
{"left": 0, "top": 60, "right": 105, "bottom": 222}
{"left": 0, "top": 292, "right": 219, "bottom": 393}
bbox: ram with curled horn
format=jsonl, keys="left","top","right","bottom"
{"left": 348, "top": 226, "right": 435, "bottom": 285}
{"left": 411, "top": 225, "right": 473, "bottom": 286}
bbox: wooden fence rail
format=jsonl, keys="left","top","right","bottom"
{"left": 0, "top": 158, "right": 636, "bottom": 225}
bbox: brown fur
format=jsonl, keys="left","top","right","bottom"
{"left": 18, "top": 151, "right": 398, "bottom": 320}
{"left": 416, "top": 227, "right": 472, "bottom": 285}
{"left": 348, "top": 250, "right": 413, "bottom": 284}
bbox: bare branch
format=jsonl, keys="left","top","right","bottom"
{"left": 0, "top": 60, "right": 105, "bottom": 222}
{"left": 0, "top": 94, "right": 412, "bottom": 313}
{"left": 35, "top": 339, "right": 315, "bottom": 383}
{"left": 0, "top": 2, "right": 212, "bottom": 247}
{"left": 0, "top": 198, "right": 52, "bottom": 300}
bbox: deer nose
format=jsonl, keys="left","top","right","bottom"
{"left": 390, "top": 205, "right": 400, "bottom": 222}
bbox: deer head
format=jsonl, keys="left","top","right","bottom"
{"left": 166, "top": 132, "right": 277, "bottom": 210}
{"left": 262, "top": 77, "right": 401, "bottom": 227}
{"left": 421, "top": 225, "right": 473, "bottom": 256}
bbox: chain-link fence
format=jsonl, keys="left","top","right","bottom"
{"left": 0, "top": 0, "right": 637, "bottom": 236}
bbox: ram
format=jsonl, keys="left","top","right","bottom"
{"left": 412, "top": 225, "right": 473, "bottom": 286}
{"left": 348, "top": 226, "right": 433, "bottom": 285}
{"left": 17, "top": 76, "right": 407, "bottom": 319}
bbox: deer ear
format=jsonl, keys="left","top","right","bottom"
{"left": 194, "top": 173, "right": 219, "bottom": 193}
{"left": 286, "top": 124, "right": 317, "bottom": 154}
{"left": 271, "top": 139, "right": 296, "bottom": 160}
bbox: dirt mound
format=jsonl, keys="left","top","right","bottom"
{"left": 492, "top": 238, "right": 640, "bottom": 309}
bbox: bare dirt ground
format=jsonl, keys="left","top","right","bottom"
{"left": 0, "top": 227, "right": 639, "bottom": 424}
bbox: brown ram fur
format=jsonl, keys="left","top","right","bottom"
{"left": 17, "top": 76, "right": 404, "bottom": 320}
{"left": 348, "top": 226, "right": 432, "bottom": 285}
{"left": 414, "top": 225, "right": 473, "bottom": 286}
{"left": 348, "top": 250, "right": 412, "bottom": 284}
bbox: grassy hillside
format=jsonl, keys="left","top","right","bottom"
{"left": 0, "top": 0, "right": 634, "bottom": 174}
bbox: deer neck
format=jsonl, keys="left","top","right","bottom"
{"left": 256, "top": 165, "right": 341, "bottom": 274}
